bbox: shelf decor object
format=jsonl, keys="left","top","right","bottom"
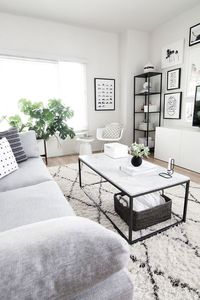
{"left": 94, "top": 78, "right": 115, "bottom": 111}
{"left": 133, "top": 72, "right": 162, "bottom": 151}
{"left": 167, "top": 68, "right": 181, "bottom": 90}
{"left": 163, "top": 92, "right": 182, "bottom": 119}
{"left": 161, "top": 40, "right": 184, "bottom": 69}
{"left": 189, "top": 23, "right": 200, "bottom": 47}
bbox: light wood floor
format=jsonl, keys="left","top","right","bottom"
{"left": 47, "top": 154, "right": 200, "bottom": 185}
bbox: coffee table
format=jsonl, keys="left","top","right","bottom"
{"left": 78, "top": 153, "right": 190, "bottom": 244}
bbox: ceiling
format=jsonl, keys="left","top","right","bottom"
{"left": 0, "top": 0, "right": 199, "bottom": 32}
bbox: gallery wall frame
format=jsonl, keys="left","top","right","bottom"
{"left": 167, "top": 68, "right": 181, "bottom": 90}
{"left": 192, "top": 85, "right": 200, "bottom": 126}
{"left": 187, "top": 47, "right": 200, "bottom": 97}
{"left": 189, "top": 23, "right": 200, "bottom": 47}
{"left": 94, "top": 78, "right": 115, "bottom": 111}
{"left": 161, "top": 40, "right": 184, "bottom": 69}
{"left": 163, "top": 92, "right": 182, "bottom": 119}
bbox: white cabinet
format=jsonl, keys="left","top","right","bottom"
{"left": 180, "top": 131, "right": 200, "bottom": 172}
{"left": 155, "top": 127, "right": 200, "bottom": 173}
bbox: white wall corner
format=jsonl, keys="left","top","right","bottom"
{"left": 119, "top": 29, "right": 150, "bottom": 146}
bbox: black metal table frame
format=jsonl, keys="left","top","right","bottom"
{"left": 78, "top": 158, "right": 190, "bottom": 245}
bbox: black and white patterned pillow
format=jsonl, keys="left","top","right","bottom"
{"left": 0, "top": 127, "right": 27, "bottom": 163}
{"left": 0, "top": 137, "right": 18, "bottom": 179}
{"left": 102, "top": 123, "right": 122, "bottom": 139}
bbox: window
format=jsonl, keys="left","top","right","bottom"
{"left": 0, "top": 56, "right": 87, "bottom": 131}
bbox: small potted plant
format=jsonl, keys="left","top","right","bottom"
{"left": 129, "top": 142, "right": 149, "bottom": 167}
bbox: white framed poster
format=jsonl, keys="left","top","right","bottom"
{"left": 161, "top": 40, "right": 184, "bottom": 69}
{"left": 94, "top": 78, "right": 115, "bottom": 111}
{"left": 163, "top": 92, "right": 182, "bottom": 119}
{"left": 187, "top": 47, "right": 200, "bottom": 97}
{"left": 185, "top": 102, "right": 193, "bottom": 122}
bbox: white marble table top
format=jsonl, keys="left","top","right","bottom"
{"left": 79, "top": 153, "right": 190, "bottom": 197}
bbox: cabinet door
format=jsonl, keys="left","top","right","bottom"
{"left": 180, "top": 131, "right": 200, "bottom": 173}
{"left": 154, "top": 127, "right": 181, "bottom": 165}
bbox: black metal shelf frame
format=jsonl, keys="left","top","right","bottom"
{"left": 133, "top": 72, "right": 162, "bottom": 148}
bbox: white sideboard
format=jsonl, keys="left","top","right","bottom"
{"left": 154, "top": 127, "right": 200, "bottom": 173}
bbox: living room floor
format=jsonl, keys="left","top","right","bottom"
{"left": 47, "top": 154, "right": 200, "bottom": 184}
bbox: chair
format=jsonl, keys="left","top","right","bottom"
{"left": 96, "top": 123, "right": 124, "bottom": 143}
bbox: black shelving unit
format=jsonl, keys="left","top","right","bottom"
{"left": 133, "top": 72, "right": 162, "bottom": 150}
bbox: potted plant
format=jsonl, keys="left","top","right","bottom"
{"left": 129, "top": 142, "right": 149, "bottom": 167}
{"left": 6, "top": 98, "right": 75, "bottom": 141}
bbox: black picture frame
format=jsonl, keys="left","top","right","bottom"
{"left": 189, "top": 23, "right": 200, "bottom": 47}
{"left": 163, "top": 92, "right": 182, "bottom": 119}
{"left": 167, "top": 68, "right": 181, "bottom": 90}
{"left": 94, "top": 78, "right": 115, "bottom": 111}
{"left": 192, "top": 85, "right": 200, "bottom": 126}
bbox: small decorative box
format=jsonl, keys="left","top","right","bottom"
{"left": 104, "top": 143, "right": 128, "bottom": 159}
{"left": 138, "top": 122, "right": 154, "bottom": 131}
{"left": 144, "top": 105, "right": 157, "bottom": 112}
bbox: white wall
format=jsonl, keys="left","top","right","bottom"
{"left": 120, "top": 30, "right": 149, "bottom": 146}
{"left": 0, "top": 12, "right": 120, "bottom": 156}
{"left": 150, "top": 4, "right": 200, "bottom": 128}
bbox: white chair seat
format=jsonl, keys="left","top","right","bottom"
{"left": 96, "top": 124, "right": 124, "bottom": 143}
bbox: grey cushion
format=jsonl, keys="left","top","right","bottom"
{"left": 74, "top": 270, "right": 133, "bottom": 300}
{"left": 0, "top": 180, "right": 74, "bottom": 232}
{"left": 0, "top": 127, "right": 27, "bottom": 162}
{"left": 0, "top": 157, "right": 52, "bottom": 192}
{"left": 19, "top": 130, "right": 40, "bottom": 158}
{"left": 0, "top": 217, "right": 130, "bottom": 300}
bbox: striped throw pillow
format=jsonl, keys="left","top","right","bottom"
{"left": 0, "top": 127, "right": 27, "bottom": 163}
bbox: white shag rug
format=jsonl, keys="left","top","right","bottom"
{"left": 49, "top": 163, "right": 200, "bottom": 300}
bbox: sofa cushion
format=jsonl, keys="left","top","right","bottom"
{"left": 0, "top": 157, "right": 52, "bottom": 192}
{"left": 0, "top": 217, "right": 129, "bottom": 300}
{"left": 74, "top": 270, "right": 133, "bottom": 300}
{"left": 0, "top": 181, "right": 74, "bottom": 232}
{"left": 0, "top": 127, "right": 27, "bottom": 162}
{"left": 19, "top": 130, "right": 40, "bottom": 158}
{"left": 0, "top": 137, "right": 18, "bottom": 179}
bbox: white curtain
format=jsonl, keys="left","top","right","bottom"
{"left": 0, "top": 56, "right": 87, "bottom": 131}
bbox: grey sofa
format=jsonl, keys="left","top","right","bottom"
{"left": 0, "top": 131, "right": 133, "bottom": 300}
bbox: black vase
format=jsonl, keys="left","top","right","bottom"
{"left": 131, "top": 156, "right": 142, "bottom": 167}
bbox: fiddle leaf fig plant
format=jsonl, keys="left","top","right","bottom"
{"left": 6, "top": 98, "right": 75, "bottom": 140}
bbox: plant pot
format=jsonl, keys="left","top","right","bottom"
{"left": 131, "top": 156, "right": 142, "bottom": 167}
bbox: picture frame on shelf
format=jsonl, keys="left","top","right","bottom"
{"left": 163, "top": 92, "right": 182, "bottom": 119}
{"left": 94, "top": 78, "right": 115, "bottom": 111}
{"left": 189, "top": 23, "right": 200, "bottom": 47}
{"left": 167, "top": 68, "right": 181, "bottom": 90}
{"left": 161, "top": 40, "right": 184, "bottom": 69}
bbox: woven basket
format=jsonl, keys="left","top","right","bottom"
{"left": 114, "top": 193, "right": 172, "bottom": 231}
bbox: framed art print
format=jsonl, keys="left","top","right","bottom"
{"left": 94, "top": 78, "right": 115, "bottom": 111}
{"left": 189, "top": 23, "right": 200, "bottom": 46}
{"left": 164, "top": 92, "right": 182, "bottom": 119}
{"left": 167, "top": 68, "right": 181, "bottom": 90}
{"left": 187, "top": 47, "right": 200, "bottom": 97}
{"left": 161, "top": 40, "right": 184, "bottom": 69}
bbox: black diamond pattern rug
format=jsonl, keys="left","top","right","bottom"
{"left": 49, "top": 163, "right": 200, "bottom": 300}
